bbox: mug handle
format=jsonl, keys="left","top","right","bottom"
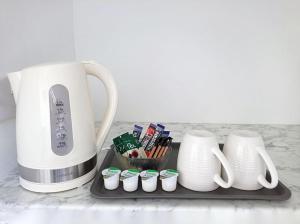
{"left": 212, "top": 147, "right": 234, "bottom": 188}
{"left": 255, "top": 146, "right": 278, "bottom": 189}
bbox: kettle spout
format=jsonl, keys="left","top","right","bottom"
{"left": 7, "top": 71, "right": 22, "bottom": 102}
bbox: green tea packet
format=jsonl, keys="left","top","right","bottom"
{"left": 113, "top": 133, "right": 142, "bottom": 157}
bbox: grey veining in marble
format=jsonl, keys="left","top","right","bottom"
{"left": 0, "top": 121, "right": 300, "bottom": 223}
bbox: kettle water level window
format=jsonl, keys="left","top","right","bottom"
{"left": 49, "top": 84, "right": 73, "bottom": 156}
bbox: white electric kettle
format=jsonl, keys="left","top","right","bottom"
{"left": 7, "top": 61, "right": 118, "bottom": 192}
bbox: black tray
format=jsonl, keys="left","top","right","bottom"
{"left": 90, "top": 143, "right": 291, "bottom": 200}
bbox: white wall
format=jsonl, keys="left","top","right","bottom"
{"left": 1, "top": 0, "right": 299, "bottom": 124}
{"left": 0, "top": 0, "right": 75, "bottom": 121}
{"left": 74, "top": 0, "right": 300, "bottom": 124}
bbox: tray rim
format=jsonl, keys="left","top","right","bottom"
{"left": 90, "top": 142, "right": 291, "bottom": 200}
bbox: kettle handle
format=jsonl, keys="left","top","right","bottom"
{"left": 81, "top": 61, "right": 118, "bottom": 150}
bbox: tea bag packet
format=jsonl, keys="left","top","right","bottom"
{"left": 145, "top": 124, "right": 165, "bottom": 152}
{"left": 140, "top": 123, "right": 156, "bottom": 150}
{"left": 132, "top": 125, "right": 143, "bottom": 140}
{"left": 148, "top": 137, "right": 164, "bottom": 158}
{"left": 152, "top": 137, "right": 166, "bottom": 159}
{"left": 161, "top": 130, "right": 170, "bottom": 138}
{"left": 113, "top": 132, "right": 129, "bottom": 154}
{"left": 125, "top": 135, "right": 144, "bottom": 158}
{"left": 151, "top": 137, "right": 172, "bottom": 159}
{"left": 157, "top": 137, "right": 173, "bottom": 158}
{"left": 113, "top": 132, "right": 131, "bottom": 154}
{"left": 113, "top": 133, "right": 143, "bottom": 158}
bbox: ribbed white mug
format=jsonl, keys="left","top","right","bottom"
{"left": 222, "top": 130, "right": 278, "bottom": 190}
{"left": 177, "top": 130, "right": 234, "bottom": 192}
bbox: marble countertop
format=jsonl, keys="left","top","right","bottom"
{"left": 0, "top": 121, "right": 300, "bottom": 223}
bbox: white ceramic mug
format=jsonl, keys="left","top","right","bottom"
{"left": 223, "top": 130, "right": 278, "bottom": 190}
{"left": 177, "top": 130, "right": 234, "bottom": 192}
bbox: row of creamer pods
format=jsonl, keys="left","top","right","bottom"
{"left": 102, "top": 167, "right": 179, "bottom": 192}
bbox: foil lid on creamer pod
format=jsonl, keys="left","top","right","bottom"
{"left": 140, "top": 170, "right": 159, "bottom": 181}
{"left": 120, "top": 169, "right": 140, "bottom": 181}
{"left": 160, "top": 169, "right": 179, "bottom": 180}
{"left": 102, "top": 167, "right": 121, "bottom": 179}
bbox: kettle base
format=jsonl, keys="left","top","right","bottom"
{"left": 19, "top": 167, "right": 96, "bottom": 193}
